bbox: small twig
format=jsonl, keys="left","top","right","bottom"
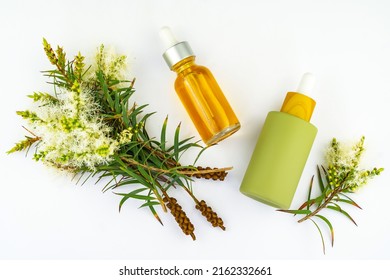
{"left": 121, "top": 157, "right": 232, "bottom": 176}
{"left": 22, "top": 126, "right": 40, "bottom": 138}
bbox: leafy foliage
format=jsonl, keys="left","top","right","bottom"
{"left": 278, "top": 137, "right": 383, "bottom": 253}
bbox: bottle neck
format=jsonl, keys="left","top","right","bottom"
{"left": 171, "top": 56, "right": 196, "bottom": 74}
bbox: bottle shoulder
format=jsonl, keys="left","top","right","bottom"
{"left": 266, "top": 111, "right": 317, "bottom": 131}
{"left": 191, "top": 63, "right": 211, "bottom": 73}
{"left": 175, "top": 63, "right": 213, "bottom": 78}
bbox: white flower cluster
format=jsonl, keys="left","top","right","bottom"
{"left": 325, "top": 137, "right": 382, "bottom": 192}
{"left": 86, "top": 45, "right": 128, "bottom": 82}
{"left": 30, "top": 88, "right": 118, "bottom": 170}
{"left": 325, "top": 137, "right": 364, "bottom": 170}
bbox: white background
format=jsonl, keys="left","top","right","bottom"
{"left": 0, "top": 0, "right": 389, "bottom": 261}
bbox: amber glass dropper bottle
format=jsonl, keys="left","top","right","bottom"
{"left": 160, "top": 26, "right": 240, "bottom": 145}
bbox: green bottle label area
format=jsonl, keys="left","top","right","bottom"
{"left": 240, "top": 111, "right": 317, "bottom": 209}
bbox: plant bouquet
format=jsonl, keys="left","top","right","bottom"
{"left": 8, "top": 39, "right": 230, "bottom": 240}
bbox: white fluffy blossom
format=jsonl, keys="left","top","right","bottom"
{"left": 30, "top": 88, "right": 118, "bottom": 170}
{"left": 325, "top": 137, "right": 383, "bottom": 192}
{"left": 85, "top": 44, "right": 128, "bottom": 82}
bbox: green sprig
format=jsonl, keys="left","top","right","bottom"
{"left": 28, "top": 92, "right": 58, "bottom": 103}
{"left": 279, "top": 137, "right": 383, "bottom": 253}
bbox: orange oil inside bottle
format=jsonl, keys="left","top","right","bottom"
{"left": 172, "top": 57, "right": 240, "bottom": 145}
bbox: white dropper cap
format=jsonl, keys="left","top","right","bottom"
{"left": 160, "top": 26, "right": 195, "bottom": 69}
{"left": 160, "top": 26, "right": 179, "bottom": 49}
{"left": 296, "top": 72, "right": 316, "bottom": 96}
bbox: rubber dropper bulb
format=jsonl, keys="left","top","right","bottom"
{"left": 297, "top": 72, "right": 316, "bottom": 96}
{"left": 160, "top": 26, "right": 179, "bottom": 49}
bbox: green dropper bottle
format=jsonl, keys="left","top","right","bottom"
{"left": 240, "top": 73, "right": 317, "bottom": 209}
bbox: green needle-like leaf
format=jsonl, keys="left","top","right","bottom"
{"left": 97, "top": 70, "right": 114, "bottom": 109}
{"left": 173, "top": 123, "right": 181, "bottom": 161}
{"left": 160, "top": 116, "right": 168, "bottom": 152}
{"left": 321, "top": 165, "right": 330, "bottom": 185}
{"left": 338, "top": 194, "right": 362, "bottom": 209}
{"left": 277, "top": 209, "right": 312, "bottom": 215}
{"left": 116, "top": 188, "right": 155, "bottom": 211}
{"left": 148, "top": 204, "right": 163, "bottom": 226}
{"left": 327, "top": 205, "right": 357, "bottom": 226}
{"left": 317, "top": 165, "right": 325, "bottom": 192}
{"left": 315, "top": 214, "right": 334, "bottom": 247}
{"left": 139, "top": 201, "right": 161, "bottom": 208}
{"left": 121, "top": 104, "right": 130, "bottom": 127}
{"left": 193, "top": 145, "right": 210, "bottom": 166}
{"left": 119, "top": 166, "right": 150, "bottom": 187}
{"left": 310, "top": 218, "right": 326, "bottom": 254}
{"left": 307, "top": 175, "right": 314, "bottom": 210}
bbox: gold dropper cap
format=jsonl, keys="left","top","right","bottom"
{"left": 280, "top": 73, "right": 316, "bottom": 122}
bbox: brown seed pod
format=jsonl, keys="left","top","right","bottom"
{"left": 195, "top": 200, "right": 225, "bottom": 230}
{"left": 163, "top": 195, "right": 196, "bottom": 240}
{"left": 183, "top": 166, "right": 228, "bottom": 181}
